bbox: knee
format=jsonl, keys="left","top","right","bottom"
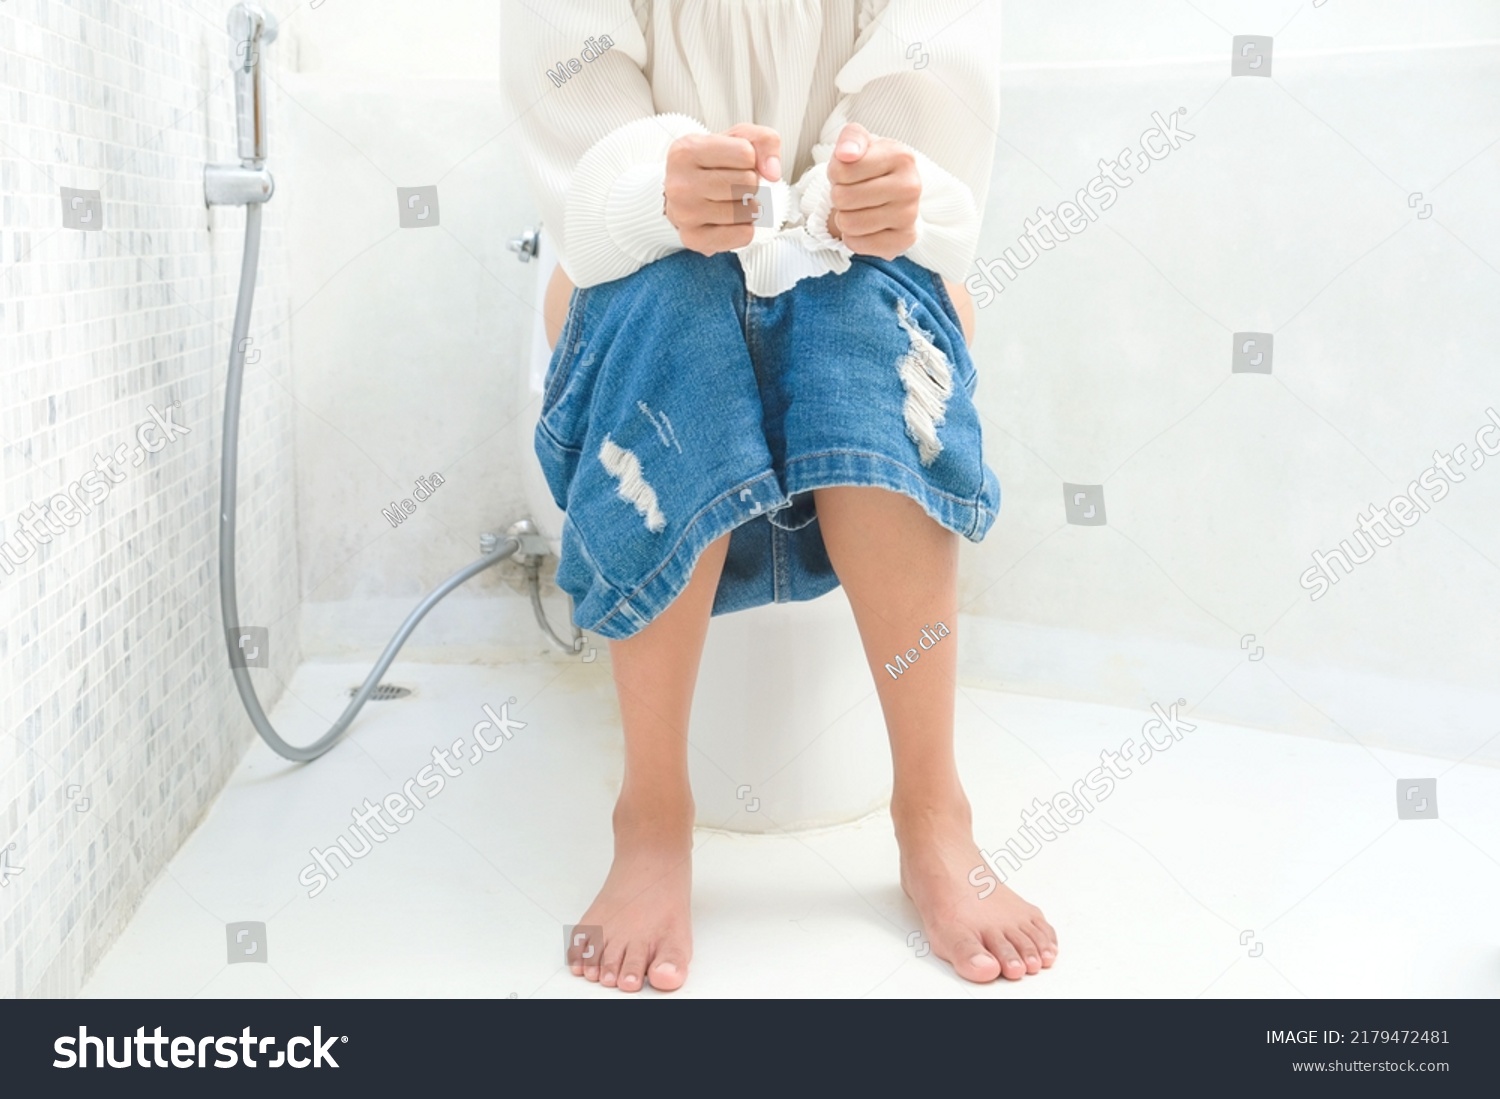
{"left": 611, "top": 251, "right": 743, "bottom": 325}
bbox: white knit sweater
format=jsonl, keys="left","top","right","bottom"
{"left": 502, "top": 1, "right": 1000, "bottom": 296}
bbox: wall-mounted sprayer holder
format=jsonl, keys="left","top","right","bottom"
{"left": 205, "top": 4, "right": 277, "bottom": 207}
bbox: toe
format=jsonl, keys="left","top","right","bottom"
{"left": 940, "top": 931, "right": 1002, "bottom": 984}
{"left": 617, "top": 943, "right": 649, "bottom": 993}
{"left": 599, "top": 943, "right": 625, "bottom": 988}
{"left": 1006, "top": 929, "right": 1043, "bottom": 975}
{"left": 647, "top": 946, "right": 689, "bottom": 992}
{"left": 1031, "top": 917, "right": 1058, "bottom": 965}
{"left": 981, "top": 931, "right": 1027, "bottom": 981}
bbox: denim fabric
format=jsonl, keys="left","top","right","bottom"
{"left": 534, "top": 250, "right": 1000, "bottom": 640}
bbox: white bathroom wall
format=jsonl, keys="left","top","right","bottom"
{"left": 961, "top": 1, "right": 1500, "bottom": 761}
{"left": 278, "top": 0, "right": 547, "bottom": 658}
{"left": 277, "top": 2, "right": 1500, "bottom": 763}
{"left": 0, "top": 0, "right": 299, "bottom": 996}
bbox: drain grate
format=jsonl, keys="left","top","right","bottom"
{"left": 350, "top": 683, "right": 412, "bottom": 701}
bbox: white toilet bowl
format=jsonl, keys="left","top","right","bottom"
{"left": 515, "top": 229, "right": 891, "bottom": 833}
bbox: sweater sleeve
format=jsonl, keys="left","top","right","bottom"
{"left": 795, "top": 0, "right": 1001, "bottom": 281}
{"left": 500, "top": 2, "right": 704, "bottom": 287}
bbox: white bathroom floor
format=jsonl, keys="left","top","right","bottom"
{"left": 81, "top": 657, "right": 1500, "bottom": 999}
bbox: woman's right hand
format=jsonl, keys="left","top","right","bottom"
{"left": 664, "top": 124, "right": 782, "bottom": 256}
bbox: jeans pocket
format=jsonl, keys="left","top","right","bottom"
{"left": 540, "top": 286, "right": 592, "bottom": 421}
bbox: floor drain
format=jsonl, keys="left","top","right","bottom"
{"left": 351, "top": 683, "right": 412, "bottom": 701}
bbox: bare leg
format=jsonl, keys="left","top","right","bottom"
{"left": 813, "top": 486, "right": 1058, "bottom": 982}
{"left": 571, "top": 533, "right": 729, "bottom": 992}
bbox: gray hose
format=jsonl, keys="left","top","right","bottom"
{"left": 219, "top": 202, "right": 518, "bottom": 762}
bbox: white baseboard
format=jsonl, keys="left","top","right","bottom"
{"left": 297, "top": 596, "right": 1499, "bottom": 767}
{"left": 958, "top": 616, "right": 1500, "bottom": 768}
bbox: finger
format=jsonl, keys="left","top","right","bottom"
{"left": 831, "top": 176, "right": 905, "bottom": 213}
{"left": 833, "top": 121, "right": 870, "bottom": 164}
{"left": 663, "top": 172, "right": 758, "bottom": 225}
{"left": 706, "top": 167, "right": 762, "bottom": 202}
{"left": 839, "top": 227, "right": 917, "bottom": 261}
{"left": 831, "top": 200, "right": 917, "bottom": 239}
{"left": 681, "top": 223, "right": 756, "bottom": 255}
{"left": 670, "top": 192, "right": 759, "bottom": 228}
{"left": 831, "top": 143, "right": 914, "bottom": 188}
{"left": 725, "top": 122, "right": 783, "bottom": 182}
{"left": 668, "top": 168, "right": 758, "bottom": 205}
{"left": 685, "top": 133, "right": 758, "bottom": 171}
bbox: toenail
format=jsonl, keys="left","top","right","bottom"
{"left": 653, "top": 962, "right": 678, "bottom": 975}
{"left": 969, "top": 954, "right": 991, "bottom": 969}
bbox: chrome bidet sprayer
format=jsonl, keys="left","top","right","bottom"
{"left": 207, "top": 3, "right": 518, "bottom": 761}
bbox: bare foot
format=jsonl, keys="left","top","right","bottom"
{"left": 894, "top": 795, "right": 1058, "bottom": 983}
{"left": 570, "top": 793, "right": 694, "bottom": 993}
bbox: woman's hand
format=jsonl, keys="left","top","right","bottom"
{"left": 826, "top": 122, "right": 921, "bottom": 261}
{"left": 664, "top": 124, "right": 783, "bottom": 256}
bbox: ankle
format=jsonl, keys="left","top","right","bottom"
{"left": 613, "top": 784, "right": 695, "bottom": 835}
{"left": 890, "top": 781, "right": 972, "bottom": 834}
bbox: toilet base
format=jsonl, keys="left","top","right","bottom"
{"left": 687, "top": 588, "right": 891, "bottom": 833}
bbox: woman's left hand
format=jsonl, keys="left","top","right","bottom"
{"left": 826, "top": 122, "right": 921, "bottom": 261}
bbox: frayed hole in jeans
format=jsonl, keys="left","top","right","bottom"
{"left": 895, "top": 299, "right": 953, "bottom": 467}
{"left": 599, "top": 435, "right": 667, "bottom": 532}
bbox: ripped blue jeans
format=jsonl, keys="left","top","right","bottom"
{"left": 534, "top": 250, "right": 1000, "bottom": 640}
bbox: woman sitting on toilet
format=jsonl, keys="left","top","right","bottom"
{"left": 504, "top": 0, "right": 1056, "bottom": 993}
